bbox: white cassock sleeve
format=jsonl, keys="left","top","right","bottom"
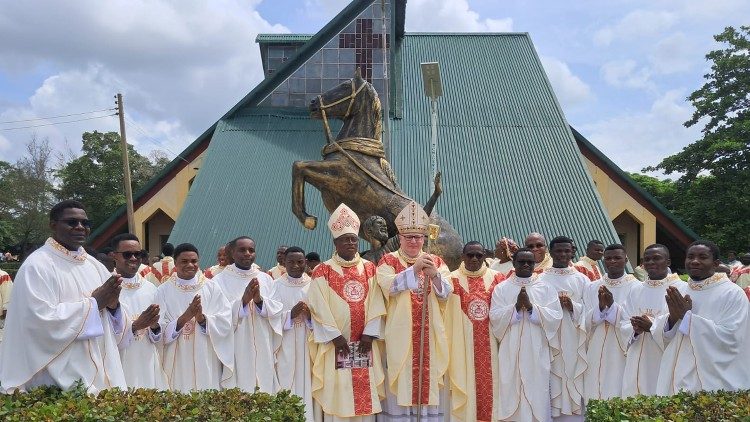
{"left": 78, "top": 299, "right": 124, "bottom": 340}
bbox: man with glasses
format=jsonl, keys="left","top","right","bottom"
{"left": 0, "top": 200, "right": 127, "bottom": 393}
{"left": 445, "top": 241, "right": 505, "bottom": 421}
{"left": 110, "top": 233, "right": 166, "bottom": 389}
{"left": 377, "top": 201, "right": 452, "bottom": 421}
{"left": 307, "top": 203, "right": 387, "bottom": 420}
{"left": 490, "top": 248, "right": 562, "bottom": 421}
{"left": 525, "top": 232, "right": 553, "bottom": 275}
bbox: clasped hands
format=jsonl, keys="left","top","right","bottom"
{"left": 92, "top": 274, "right": 123, "bottom": 311}
{"left": 132, "top": 304, "right": 161, "bottom": 334}
{"left": 241, "top": 278, "right": 263, "bottom": 308}
{"left": 412, "top": 253, "right": 439, "bottom": 281}
{"left": 631, "top": 286, "right": 691, "bottom": 334}
{"left": 515, "top": 287, "right": 532, "bottom": 312}
{"left": 176, "top": 294, "right": 205, "bottom": 331}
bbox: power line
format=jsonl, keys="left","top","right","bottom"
{"left": 0, "top": 113, "right": 117, "bottom": 131}
{"left": 0, "top": 108, "right": 117, "bottom": 124}
{"left": 123, "top": 116, "right": 190, "bottom": 163}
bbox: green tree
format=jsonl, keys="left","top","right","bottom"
{"left": 644, "top": 26, "right": 750, "bottom": 253}
{"left": 628, "top": 173, "right": 679, "bottom": 212}
{"left": 0, "top": 137, "right": 56, "bottom": 256}
{"left": 56, "top": 131, "right": 168, "bottom": 232}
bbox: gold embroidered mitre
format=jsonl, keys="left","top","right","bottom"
{"left": 327, "top": 203, "right": 361, "bottom": 239}
{"left": 395, "top": 200, "right": 429, "bottom": 235}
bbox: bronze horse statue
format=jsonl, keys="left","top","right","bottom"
{"left": 291, "top": 69, "right": 463, "bottom": 269}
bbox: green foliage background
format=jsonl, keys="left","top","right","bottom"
{"left": 634, "top": 26, "right": 750, "bottom": 254}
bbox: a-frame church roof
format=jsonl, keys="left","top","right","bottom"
{"left": 90, "top": 0, "right": 696, "bottom": 268}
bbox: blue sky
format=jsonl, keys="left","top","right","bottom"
{"left": 1, "top": 0, "right": 748, "bottom": 174}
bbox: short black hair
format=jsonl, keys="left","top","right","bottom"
{"left": 162, "top": 243, "right": 175, "bottom": 257}
{"left": 305, "top": 252, "right": 321, "bottom": 261}
{"left": 284, "top": 246, "right": 305, "bottom": 256}
{"left": 549, "top": 236, "right": 574, "bottom": 250}
{"left": 645, "top": 243, "right": 670, "bottom": 258}
{"left": 462, "top": 240, "right": 484, "bottom": 254}
{"left": 228, "top": 236, "right": 254, "bottom": 250}
{"left": 688, "top": 240, "right": 721, "bottom": 260}
{"left": 604, "top": 243, "right": 626, "bottom": 253}
{"left": 587, "top": 240, "right": 605, "bottom": 248}
{"left": 110, "top": 233, "right": 140, "bottom": 250}
{"left": 512, "top": 247, "right": 535, "bottom": 262}
{"left": 49, "top": 200, "right": 85, "bottom": 221}
{"left": 99, "top": 246, "right": 114, "bottom": 255}
{"left": 173, "top": 243, "right": 198, "bottom": 259}
{"left": 140, "top": 249, "right": 149, "bottom": 259}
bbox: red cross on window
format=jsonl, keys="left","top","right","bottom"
{"left": 339, "top": 18, "right": 389, "bottom": 81}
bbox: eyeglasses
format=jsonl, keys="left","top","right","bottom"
{"left": 465, "top": 253, "right": 484, "bottom": 259}
{"left": 113, "top": 251, "right": 140, "bottom": 259}
{"left": 58, "top": 218, "right": 91, "bottom": 228}
{"left": 336, "top": 236, "right": 359, "bottom": 244}
{"left": 402, "top": 235, "right": 424, "bottom": 242}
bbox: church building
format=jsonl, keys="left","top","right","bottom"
{"left": 89, "top": 0, "right": 697, "bottom": 269}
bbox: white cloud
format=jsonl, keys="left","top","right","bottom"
{"left": 594, "top": 10, "right": 677, "bottom": 46}
{"left": 600, "top": 60, "right": 654, "bottom": 90}
{"left": 649, "top": 32, "right": 695, "bottom": 74}
{"left": 0, "top": 0, "right": 287, "bottom": 163}
{"left": 578, "top": 89, "right": 697, "bottom": 173}
{"left": 540, "top": 56, "right": 594, "bottom": 110}
{"left": 405, "top": 0, "right": 513, "bottom": 32}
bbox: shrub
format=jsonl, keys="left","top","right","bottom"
{"left": 586, "top": 390, "right": 750, "bottom": 421}
{"left": 0, "top": 382, "right": 305, "bottom": 421}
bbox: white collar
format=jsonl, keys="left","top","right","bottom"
{"left": 175, "top": 274, "right": 199, "bottom": 286}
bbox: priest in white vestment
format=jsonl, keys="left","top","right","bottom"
{"left": 654, "top": 241, "right": 750, "bottom": 395}
{"left": 376, "top": 201, "right": 452, "bottom": 421}
{"left": 537, "top": 236, "right": 587, "bottom": 421}
{"left": 0, "top": 200, "right": 126, "bottom": 393}
{"left": 270, "top": 246, "right": 314, "bottom": 422}
{"left": 110, "top": 233, "right": 168, "bottom": 389}
{"left": 620, "top": 244, "right": 686, "bottom": 397}
{"left": 308, "top": 203, "right": 387, "bottom": 421}
{"left": 582, "top": 244, "right": 637, "bottom": 401}
{"left": 155, "top": 243, "right": 234, "bottom": 392}
{"left": 490, "top": 248, "right": 562, "bottom": 421}
{"left": 214, "top": 236, "right": 283, "bottom": 393}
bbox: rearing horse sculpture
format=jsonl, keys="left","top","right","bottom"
{"left": 291, "top": 69, "right": 463, "bottom": 268}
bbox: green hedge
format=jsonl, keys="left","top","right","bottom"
{"left": 0, "top": 383, "right": 305, "bottom": 421}
{"left": 586, "top": 390, "right": 750, "bottom": 421}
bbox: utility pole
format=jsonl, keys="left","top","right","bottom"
{"left": 115, "top": 93, "right": 135, "bottom": 234}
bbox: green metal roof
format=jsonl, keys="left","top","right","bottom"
{"left": 255, "top": 34, "right": 315, "bottom": 43}
{"left": 168, "top": 109, "right": 348, "bottom": 268}
{"left": 387, "top": 33, "right": 621, "bottom": 249}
